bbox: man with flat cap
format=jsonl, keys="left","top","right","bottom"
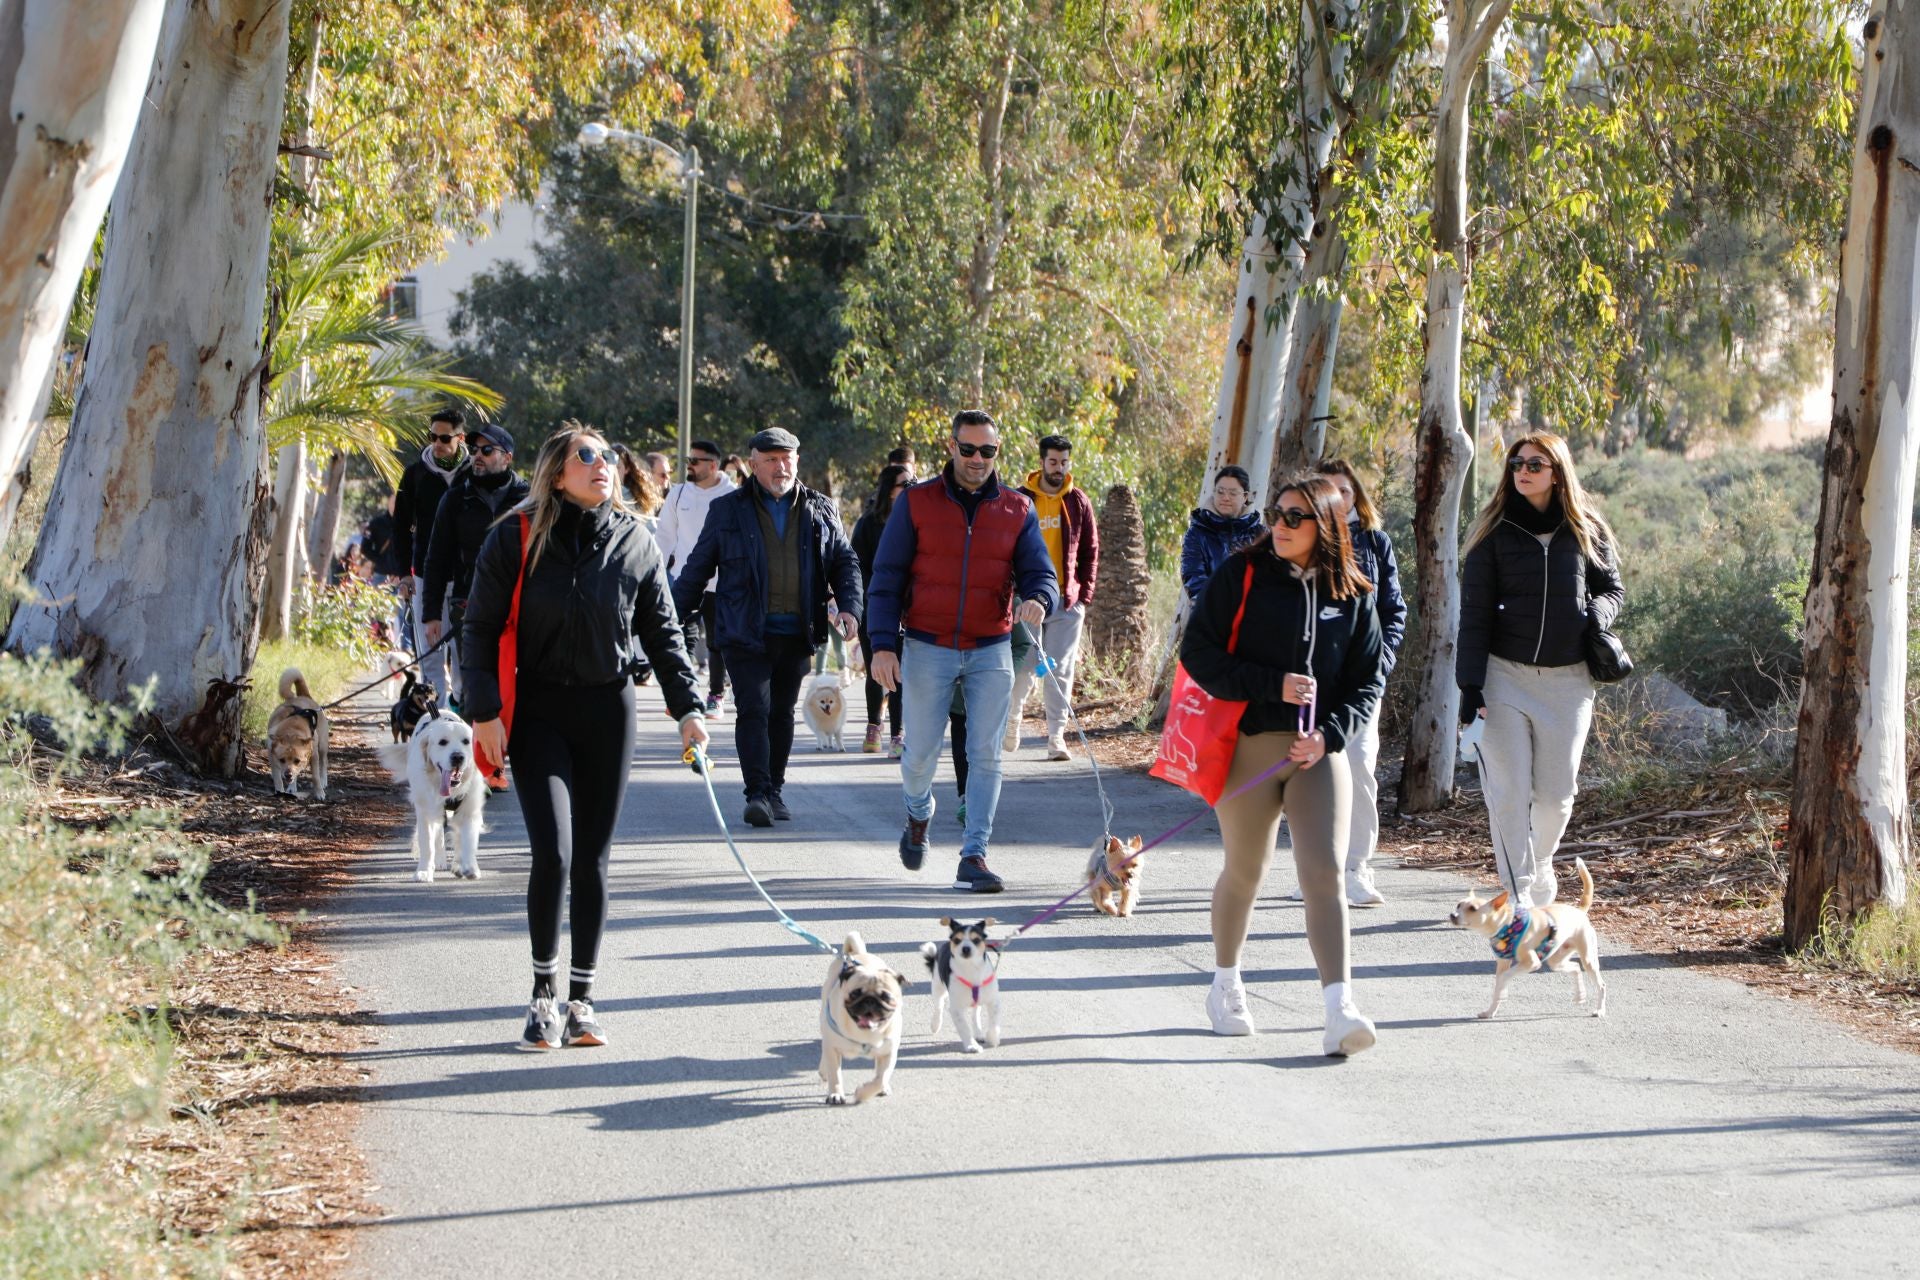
{"left": 674, "top": 428, "right": 863, "bottom": 828}
{"left": 423, "top": 422, "right": 529, "bottom": 723}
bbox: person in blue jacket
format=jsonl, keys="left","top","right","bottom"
{"left": 1181, "top": 465, "right": 1264, "bottom": 604}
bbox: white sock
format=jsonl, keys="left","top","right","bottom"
{"left": 1214, "top": 965, "right": 1242, "bottom": 988}
{"left": 1323, "top": 981, "right": 1353, "bottom": 1015}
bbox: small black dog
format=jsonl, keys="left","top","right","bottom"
{"left": 389, "top": 673, "right": 438, "bottom": 744}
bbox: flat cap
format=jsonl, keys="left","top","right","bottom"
{"left": 747, "top": 427, "right": 800, "bottom": 452}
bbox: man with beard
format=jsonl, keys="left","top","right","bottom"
{"left": 394, "top": 408, "right": 469, "bottom": 699}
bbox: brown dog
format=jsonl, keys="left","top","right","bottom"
{"left": 1448, "top": 857, "right": 1606, "bottom": 1020}
{"left": 1086, "top": 835, "right": 1145, "bottom": 917}
{"left": 265, "top": 668, "right": 329, "bottom": 801}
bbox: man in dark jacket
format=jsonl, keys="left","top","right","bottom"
{"left": 868, "top": 409, "right": 1060, "bottom": 892}
{"left": 422, "top": 424, "right": 529, "bottom": 716}
{"left": 393, "top": 407, "right": 468, "bottom": 697}
{"left": 672, "top": 428, "right": 863, "bottom": 829}
{"left": 1007, "top": 433, "right": 1099, "bottom": 761}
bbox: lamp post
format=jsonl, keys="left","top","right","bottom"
{"left": 578, "top": 122, "right": 700, "bottom": 480}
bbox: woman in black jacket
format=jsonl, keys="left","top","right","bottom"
{"left": 1181, "top": 476, "right": 1386, "bottom": 1057}
{"left": 463, "top": 424, "right": 709, "bottom": 1052}
{"left": 850, "top": 463, "right": 913, "bottom": 754}
{"left": 1456, "top": 431, "right": 1623, "bottom": 909}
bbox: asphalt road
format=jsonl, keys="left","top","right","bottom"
{"left": 331, "top": 681, "right": 1920, "bottom": 1278}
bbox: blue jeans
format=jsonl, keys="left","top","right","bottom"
{"left": 900, "top": 636, "right": 1012, "bottom": 859}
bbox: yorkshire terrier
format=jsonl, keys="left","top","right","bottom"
{"left": 1085, "top": 835, "right": 1145, "bottom": 917}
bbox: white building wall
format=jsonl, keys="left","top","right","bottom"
{"left": 408, "top": 200, "right": 547, "bottom": 348}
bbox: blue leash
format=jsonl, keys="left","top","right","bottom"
{"left": 1015, "top": 620, "right": 1115, "bottom": 842}
{"left": 683, "top": 744, "right": 835, "bottom": 954}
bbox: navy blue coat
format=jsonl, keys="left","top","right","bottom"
{"left": 671, "top": 481, "right": 863, "bottom": 655}
{"left": 1346, "top": 518, "right": 1407, "bottom": 675}
{"left": 1181, "top": 508, "right": 1265, "bottom": 603}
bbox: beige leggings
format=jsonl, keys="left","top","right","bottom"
{"left": 1212, "top": 730, "right": 1352, "bottom": 985}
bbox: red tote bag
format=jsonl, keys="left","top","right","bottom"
{"left": 1150, "top": 561, "right": 1255, "bottom": 805}
{"left": 478, "top": 513, "right": 530, "bottom": 783}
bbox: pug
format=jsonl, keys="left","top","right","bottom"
{"left": 819, "top": 931, "right": 906, "bottom": 1106}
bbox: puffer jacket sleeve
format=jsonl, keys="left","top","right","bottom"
{"left": 865, "top": 499, "right": 918, "bottom": 652}
{"left": 1585, "top": 538, "right": 1624, "bottom": 632}
{"left": 1180, "top": 557, "right": 1289, "bottom": 706}
{"left": 1010, "top": 505, "right": 1061, "bottom": 615}
{"left": 458, "top": 515, "right": 524, "bottom": 724}
{"left": 1369, "top": 530, "right": 1408, "bottom": 673}
{"left": 419, "top": 491, "right": 459, "bottom": 624}
{"left": 630, "top": 532, "right": 703, "bottom": 721}
{"left": 670, "top": 501, "right": 724, "bottom": 624}
{"left": 1318, "top": 592, "right": 1384, "bottom": 754}
{"left": 1456, "top": 534, "right": 1499, "bottom": 692}
{"left": 1180, "top": 522, "right": 1212, "bottom": 602}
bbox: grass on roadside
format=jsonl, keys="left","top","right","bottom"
{"left": 242, "top": 639, "right": 367, "bottom": 741}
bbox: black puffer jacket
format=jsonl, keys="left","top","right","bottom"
{"left": 459, "top": 499, "right": 700, "bottom": 724}
{"left": 1180, "top": 546, "right": 1385, "bottom": 752}
{"left": 1456, "top": 491, "right": 1624, "bottom": 708}
{"left": 420, "top": 468, "right": 531, "bottom": 621}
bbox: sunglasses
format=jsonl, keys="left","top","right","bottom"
{"left": 1509, "top": 456, "right": 1555, "bottom": 475}
{"left": 955, "top": 442, "right": 1000, "bottom": 459}
{"left": 574, "top": 446, "right": 616, "bottom": 467}
{"left": 689, "top": 455, "right": 719, "bottom": 466}
{"left": 1273, "top": 507, "right": 1317, "bottom": 530}
{"left": 429, "top": 432, "right": 459, "bottom": 444}
{"left": 475, "top": 444, "right": 506, "bottom": 458}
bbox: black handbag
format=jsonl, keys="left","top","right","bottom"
{"left": 1584, "top": 621, "right": 1633, "bottom": 683}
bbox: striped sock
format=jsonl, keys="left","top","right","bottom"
{"left": 568, "top": 965, "right": 596, "bottom": 1005}
{"left": 532, "top": 955, "right": 559, "bottom": 1001}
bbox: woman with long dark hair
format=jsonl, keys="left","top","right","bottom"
{"left": 1457, "top": 431, "right": 1622, "bottom": 909}
{"left": 851, "top": 463, "right": 914, "bottom": 754}
{"left": 1181, "top": 476, "right": 1386, "bottom": 1056}
{"left": 463, "top": 424, "right": 708, "bottom": 1051}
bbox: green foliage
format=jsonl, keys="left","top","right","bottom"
{"left": 243, "top": 638, "right": 374, "bottom": 741}
{"left": 0, "top": 652, "right": 274, "bottom": 1278}
{"left": 294, "top": 577, "right": 398, "bottom": 669}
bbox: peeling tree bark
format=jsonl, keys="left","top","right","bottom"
{"left": 6, "top": 1, "right": 292, "bottom": 777}
{"left": 0, "top": 0, "right": 165, "bottom": 549}
{"left": 1785, "top": 1, "right": 1920, "bottom": 946}
{"left": 307, "top": 448, "right": 348, "bottom": 579}
{"left": 1399, "top": 0, "right": 1513, "bottom": 813}
{"left": 962, "top": 42, "right": 1017, "bottom": 405}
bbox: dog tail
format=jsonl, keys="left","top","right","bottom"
{"left": 1574, "top": 857, "right": 1594, "bottom": 912}
{"left": 279, "top": 667, "right": 312, "bottom": 702}
{"left": 919, "top": 941, "right": 939, "bottom": 971}
{"left": 842, "top": 931, "right": 867, "bottom": 959}
{"left": 375, "top": 740, "right": 411, "bottom": 784}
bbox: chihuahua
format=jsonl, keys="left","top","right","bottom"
{"left": 1448, "top": 857, "right": 1607, "bottom": 1020}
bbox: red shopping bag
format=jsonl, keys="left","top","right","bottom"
{"left": 477, "top": 513, "right": 530, "bottom": 782}
{"left": 1150, "top": 561, "right": 1254, "bottom": 805}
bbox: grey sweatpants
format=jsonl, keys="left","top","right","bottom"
{"left": 1008, "top": 603, "right": 1085, "bottom": 737}
{"left": 1478, "top": 655, "right": 1595, "bottom": 906}
{"left": 1212, "top": 730, "right": 1352, "bottom": 986}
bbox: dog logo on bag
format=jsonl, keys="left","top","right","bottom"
{"left": 1161, "top": 691, "right": 1205, "bottom": 774}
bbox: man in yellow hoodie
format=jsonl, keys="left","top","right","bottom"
{"left": 1008, "top": 434, "right": 1100, "bottom": 760}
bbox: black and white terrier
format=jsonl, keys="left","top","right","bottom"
{"left": 921, "top": 917, "right": 1002, "bottom": 1053}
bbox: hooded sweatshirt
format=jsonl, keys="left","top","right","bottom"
{"left": 394, "top": 442, "right": 469, "bottom": 577}
{"left": 1016, "top": 469, "right": 1099, "bottom": 610}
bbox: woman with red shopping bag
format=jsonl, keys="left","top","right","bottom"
{"left": 1179, "top": 475, "right": 1385, "bottom": 1056}
{"left": 464, "top": 424, "right": 708, "bottom": 1052}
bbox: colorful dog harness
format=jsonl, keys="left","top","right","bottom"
{"left": 954, "top": 969, "right": 997, "bottom": 1007}
{"left": 1489, "top": 907, "right": 1558, "bottom": 962}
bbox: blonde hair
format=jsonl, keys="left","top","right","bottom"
{"left": 504, "top": 422, "right": 632, "bottom": 572}
{"left": 1463, "top": 430, "right": 1614, "bottom": 563}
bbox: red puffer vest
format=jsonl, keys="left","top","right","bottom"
{"left": 900, "top": 474, "right": 1032, "bottom": 648}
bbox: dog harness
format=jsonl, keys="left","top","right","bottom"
{"left": 1090, "top": 856, "right": 1129, "bottom": 894}
{"left": 953, "top": 968, "right": 997, "bottom": 1007}
{"left": 1489, "top": 907, "right": 1558, "bottom": 962}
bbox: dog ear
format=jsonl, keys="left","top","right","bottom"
{"left": 416, "top": 724, "right": 434, "bottom": 767}
{"left": 838, "top": 961, "right": 859, "bottom": 985}
{"left": 1488, "top": 891, "right": 1509, "bottom": 910}
{"left": 939, "top": 916, "right": 955, "bottom": 930}
{"left": 979, "top": 917, "right": 998, "bottom": 928}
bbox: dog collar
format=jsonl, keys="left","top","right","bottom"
{"left": 1092, "top": 859, "right": 1127, "bottom": 893}
{"left": 954, "top": 970, "right": 997, "bottom": 1007}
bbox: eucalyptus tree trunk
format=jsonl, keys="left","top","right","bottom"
{"left": 1398, "top": 0, "right": 1513, "bottom": 813}
{"left": 0, "top": 0, "right": 165, "bottom": 549}
{"left": 6, "top": 1, "right": 292, "bottom": 778}
{"left": 308, "top": 449, "right": 349, "bottom": 579}
{"left": 962, "top": 43, "right": 1017, "bottom": 405}
{"left": 1785, "top": 1, "right": 1920, "bottom": 947}
{"left": 1200, "top": 1, "right": 1357, "bottom": 511}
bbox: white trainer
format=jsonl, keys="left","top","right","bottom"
{"left": 1207, "top": 982, "right": 1257, "bottom": 1036}
{"left": 1002, "top": 718, "right": 1020, "bottom": 753}
{"left": 1323, "top": 1004, "right": 1377, "bottom": 1057}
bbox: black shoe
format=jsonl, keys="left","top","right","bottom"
{"left": 953, "top": 855, "right": 1004, "bottom": 893}
{"left": 899, "top": 815, "right": 931, "bottom": 870}
{"left": 744, "top": 796, "right": 775, "bottom": 828}
{"left": 768, "top": 791, "right": 792, "bottom": 821}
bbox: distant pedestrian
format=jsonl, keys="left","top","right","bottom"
{"left": 1007, "top": 434, "right": 1099, "bottom": 760}
{"left": 1181, "top": 464, "right": 1263, "bottom": 605}
{"left": 655, "top": 439, "right": 738, "bottom": 716}
{"left": 462, "top": 424, "right": 708, "bottom": 1052}
{"left": 612, "top": 445, "right": 662, "bottom": 527}
{"left": 421, "top": 423, "right": 529, "bottom": 721}
{"left": 672, "top": 428, "right": 862, "bottom": 828}
{"left": 887, "top": 444, "right": 917, "bottom": 470}
{"left": 851, "top": 463, "right": 914, "bottom": 755}
{"left": 394, "top": 407, "right": 470, "bottom": 697}
{"left": 721, "top": 454, "right": 748, "bottom": 487}
{"left": 1182, "top": 475, "right": 1385, "bottom": 1056}
{"left": 643, "top": 451, "right": 672, "bottom": 498}
{"left": 1457, "top": 431, "right": 1623, "bottom": 908}
{"left": 867, "top": 409, "right": 1059, "bottom": 893}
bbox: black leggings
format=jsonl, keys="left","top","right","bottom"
{"left": 860, "top": 625, "right": 901, "bottom": 734}
{"left": 511, "top": 678, "right": 635, "bottom": 997}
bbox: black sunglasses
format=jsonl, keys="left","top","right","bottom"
{"left": 1509, "top": 456, "right": 1555, "bottom": 475}
{"left": 689, "top": 455, "right": 719, "bottom": 466}
{"left": 955, "top": 442, "right": 999, "bottom": 459}
{"left": 475, "top": 444, "right": 506, "bottom": 458}
{"left": 1273, "top": 507, "right": 1316, "bottom": 530}
{"left": 574, "top": 445, "right": 616, "bottom": 467}
{"left": 429, "top": 432, "right": 459, "bottom": 444}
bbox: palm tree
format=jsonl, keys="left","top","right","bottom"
{"left": 261, "top": 224, "right": 502, "bottom": 640}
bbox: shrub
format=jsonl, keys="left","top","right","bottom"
{"left": 293, "top": 575, "right": 399, "bottom": 669}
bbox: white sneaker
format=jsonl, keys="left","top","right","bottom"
{"left": 1323, "top": 1004, "right": 1377, "bottom": 1057}
{"left": 1002, "top": 719, "right": 1020, "bottom": 753}
{"left": 1207, "top": 982, "right": 1257, "bottom": 1036}
{"left": 1045, "top": 735, "right": 1073, "bottom": 761}
{"left": 1347, "top": 872, "right": 1386, "bottom": 908}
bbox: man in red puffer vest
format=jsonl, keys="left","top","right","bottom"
{"left": 868, "top": 410, "right": 1060, "bottom": 893}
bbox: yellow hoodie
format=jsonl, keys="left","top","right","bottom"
{"left": 1024, "top": 468, "right": 1074, "bottom": 581}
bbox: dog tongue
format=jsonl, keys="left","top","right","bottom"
{"left": 439, "top": 768, "right": 454, "bottom": 798}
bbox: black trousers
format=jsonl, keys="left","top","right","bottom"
{"left": 722, "top": 635, "right": 813, "bottom": 801}
{"left": 511, "top": 678, "right": 635, "bottom": 987}
{"left": 699, "top": 594, "right": 728, "bottom": 698}
{"left": 860, "top": 624, "right": 901, "bottom": 734}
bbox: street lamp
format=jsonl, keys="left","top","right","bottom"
{"left": 578, "top": 122, "right": 701, "bottom": 480}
